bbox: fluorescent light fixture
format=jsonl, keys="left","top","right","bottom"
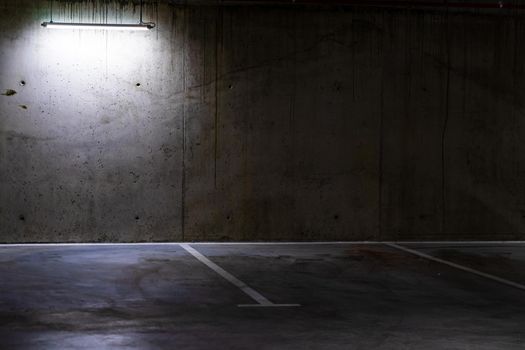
{"left": 41, "top": 22, "right": 155, "bottom": 31}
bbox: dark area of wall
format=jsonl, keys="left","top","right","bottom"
{"left": 0, "top": 0, "right": 524, "bottom": 242}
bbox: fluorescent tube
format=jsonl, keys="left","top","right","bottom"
{"left": 41, "top": 22, "right": 155, "bottom": 31}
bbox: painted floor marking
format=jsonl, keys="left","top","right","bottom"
{"left": 179, "top": 243, "right": 300, "bottom": 308}
{"left": 237, "top": 304, "right": 301, "bottom": 307}
{"left": 384, "top": 242, "right": 525, "bottom": 292}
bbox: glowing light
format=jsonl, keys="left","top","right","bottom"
{"left": 41, "top": 22, "right": 155, "bottom": 31}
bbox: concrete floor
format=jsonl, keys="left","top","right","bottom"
{"left": 0, "top": 243, "right": 524, "bottom": 349}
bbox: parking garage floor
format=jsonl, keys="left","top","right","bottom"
{"left": 0, "top": 242, "right": 524, "bottom": 349}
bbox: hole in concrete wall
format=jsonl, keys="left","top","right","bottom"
{"left": 20, "top": 81, "right": 26, "bottom": 86}
{"left": 226, "top": 215, "right": 231, "bottom": 221}
{"left": 135, "top": 216, "right": 140, "bottom": 221}
{"left": 1, "top": 89, "right": 17, "bottom": 96}
{"left": 19, "top": 214, "right": 25, "bottom": 221}
{"left": 334, "top": 214, "right": 339, "bottom": 220}
{"left": 136, "top": 83, "right": 141, "bottom": 87}
{"left": 19, "top": 105, "right": 28, "bottom": 110}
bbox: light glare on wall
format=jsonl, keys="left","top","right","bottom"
{"left": 41, "top": 0, "right": 155, "bottom": 32}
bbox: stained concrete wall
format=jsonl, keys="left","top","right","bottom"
{"left": 0, "top": 0, "right": 524, "bottom": 242}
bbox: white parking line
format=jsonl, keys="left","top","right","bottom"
{"left": 384, "top": 242, "right": 525, "bottom": 292}
{"left": 179, "top": 244, "right": 300, "bottom": 308}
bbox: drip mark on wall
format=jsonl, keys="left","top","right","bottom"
{"left": 1, "top": 89, "right": 17, "bottom": 96}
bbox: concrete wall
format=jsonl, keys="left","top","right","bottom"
{"left": 0, "top": 0, "right": 524, "bottom": 242}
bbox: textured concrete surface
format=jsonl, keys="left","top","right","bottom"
{"left": 1, "top": 1, "right": 525, "bottom": 242}
{"left": 0, "top": 243, "right": 524, "bottom": 349}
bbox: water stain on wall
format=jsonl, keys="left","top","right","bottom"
{"left": 1, "top": 89, "right": 17, "bottom": 96}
